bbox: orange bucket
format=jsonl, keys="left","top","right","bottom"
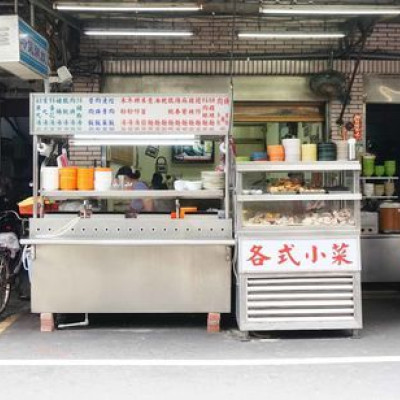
{"left": 59, "top": 167, "right": 78, "bottom": 190}
{"left": 77, "top": 168, "right": 94, "bottom": 191}
{"left": 267, "top": 145, "right": 285, "bottom": 161}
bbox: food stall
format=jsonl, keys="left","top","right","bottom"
{"left": 234, "top": 159, "right": 363, "bottom": 334}
{"left": 22, "top": 93, "right": 234, "bottom": 332}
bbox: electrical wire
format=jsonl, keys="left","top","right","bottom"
{"left": 22, "top": 245, "right": 33, "bottom": 283}
{"left": 35, "top": 217, "right": 80, "bottom": 239}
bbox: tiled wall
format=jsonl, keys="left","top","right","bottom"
{"left": 70, "top": 23, "right": 400, "bottom": 165}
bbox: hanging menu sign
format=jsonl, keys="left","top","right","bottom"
{"left": 31, "top": 93, "right": 231, "bottom": 135}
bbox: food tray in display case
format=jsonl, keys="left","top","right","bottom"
{"left": 240, "top": 201, "right": 356, "bottom": 229}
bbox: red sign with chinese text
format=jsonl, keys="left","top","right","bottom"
{"left": 240, "top": 238, "right": 360, "bottom": 272}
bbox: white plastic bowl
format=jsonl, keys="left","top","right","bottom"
{"left": 185, "top": 181, "right": 203, "bottom": 191}
{"left": 174, "top": 180, "right": 187, "bottom": 191}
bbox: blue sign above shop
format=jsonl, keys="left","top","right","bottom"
{"left": 0, "top": 16, "right": 49, "bottom": 80}
{"left": 18, "top": 19, "right": 49, "bottom": 78}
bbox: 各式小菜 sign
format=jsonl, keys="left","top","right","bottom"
{"left": 31, "top": 93, "right": 231, "bottom": 135}
{"left": 239, "top": 237, "right": 360, "bottom": 273}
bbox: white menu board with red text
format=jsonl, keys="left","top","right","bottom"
{"left": 239, "top": 237, "right": 361, "bottom": 273}
{"left": 31, "top": 93, "right": 231, "bottom": 135}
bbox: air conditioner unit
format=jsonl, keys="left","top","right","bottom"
{"left": 0, "top": 15, "right": 49, "bottom": 80}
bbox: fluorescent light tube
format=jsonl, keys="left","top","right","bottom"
{"left": 71, "top": 140, "right": 195, "bottom": 146}
{"left": 84, "top": 30, "right": 193, "bottom": 37}
{"left": 54, "top": 2, "right": 202, "bottom": 12}
{"left": 260, "top": 5, "right": 400, "bottom": 15}
{"left": 238, "top": 32, "right": 345, "bottom": 39}
{"left": 74, "top": 134, "right": 196, "bottom": 140}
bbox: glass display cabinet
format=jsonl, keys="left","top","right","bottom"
{"left": 234, "top": 161, "right": 363, "bottom": 334}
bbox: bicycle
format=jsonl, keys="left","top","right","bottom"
{"left": 0, "top": 211, "right": 28, "bottom": 315}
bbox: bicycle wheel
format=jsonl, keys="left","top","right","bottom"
{"left": 0, "top": 252, "right": 11, "bottom": 314}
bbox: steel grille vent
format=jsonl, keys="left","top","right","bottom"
{"left": 246, "top": 275, "right": 355, "bottom": 323}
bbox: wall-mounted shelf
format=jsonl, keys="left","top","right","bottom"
{"left": 360, "top": 177, "right": 398, "bottom": 180}
{"left": 362, "top": 195, "right": 397, "bottom": 200}
{"left": 236, "top": 161, "right": 361, "bottom": 172}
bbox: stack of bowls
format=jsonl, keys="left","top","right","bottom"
{"left": 267, "top": 145, "right": 285, "bottom": 162}
{"left": 318, "top": 142, "right": 337, "bottom": 161}
{"left": 282, "top": 138, "right": 301, "bottom": 162}
{"left": 301, "top": 144, "right": 317, "bottom": 161}
{"left": 201, "top": 171, "right": 225, "bottom": 190}
{"left": 251, "top": 152, "right": 268, "bottom": 162}
{"left": 362, "top": 155, "right": 376, "bottom": 177}
{"left": 335, "top": 140, "right": 348, "bottom": 161}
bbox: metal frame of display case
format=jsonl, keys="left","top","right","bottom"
{"left": 234, "top": 161, "right": 363, "bottom": 334}
{"left": 24, "top": 93, "right": 234, "bottom": 332}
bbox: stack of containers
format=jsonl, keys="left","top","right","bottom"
{"left": 335, "top": 140, "right": 348, "bottom": 161}
{"left": 77, "top": 168, "right": 95, "bottom": 191}
{"left": 301, "top": 144, "right": 317, "bottom": 162}
{"left": 267, "top": 145, "right": 285, "bottom": 161}
{"left": 317, "top": 142, "right": 337, "bottom": 161}
{"left": 41, "top": 167, "right": 59, "bottom": 191}
{"left": 282, "top": 139, "right": 301, "bottom": 162}
{"left": 59, "top": 167, "right": 78, "bottom": 190}
{"left": 95, "top": 168, "right": 113, "bottom": 191}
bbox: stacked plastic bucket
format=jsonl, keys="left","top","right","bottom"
{"left": 282, "top": 138, "right": 301, "bottom": 162}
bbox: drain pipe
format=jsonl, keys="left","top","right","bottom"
{"left": 57, "top": 313, "right": 89, "bottom": 329}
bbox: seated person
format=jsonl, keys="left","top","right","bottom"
{"left": 116, "top": 166, "right": 153, "bottom": 212}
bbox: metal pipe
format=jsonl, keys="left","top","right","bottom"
{"left": 58, "top": 314, "right": 89, "bottom": 329}
{"left": 14, "top": 0, "right": 18, "bottom": 14}
{"left": 28, "top": 0, "right": 81, "bottom": 31}
{"left": 30, "top": 2, "right": 35, "bottom": 28}
{"left": 337, "top": 32, "right": 369, "bottom": 126}
{"left": 32, "top": 135, "right": 38, "bottom": 218}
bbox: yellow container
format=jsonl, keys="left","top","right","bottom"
{"left": 301, "top": 144, "right": 317, "bottom": 162}
{"left": 59, "top": 167, "right": 78, "bottom": 190}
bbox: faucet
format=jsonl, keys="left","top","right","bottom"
{"left": 79, "top": 200, "right": 92, "bottom": 219}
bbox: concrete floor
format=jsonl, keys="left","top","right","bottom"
{"left": 1, "top": 294, "right": 400, "bottom": 399}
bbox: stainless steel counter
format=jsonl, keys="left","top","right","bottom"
{"left": 27, "top": 215, "right": 234, "bottom": 314}
{"left": 361, "top": 234, "right": 400, "bottom": 282}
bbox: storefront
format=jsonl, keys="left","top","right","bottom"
{"left": 361, "top": 76, "right": 400, "bottom": 283}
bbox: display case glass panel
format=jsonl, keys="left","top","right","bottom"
{"left": 240, "top": 171, "right": 356, "bottom": 195}
{"left": 241, "top": 200, "right": 356, "bottom": 228}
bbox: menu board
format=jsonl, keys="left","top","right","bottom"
{"left": 31, "top": 94, "right": 231, "bottom": 135}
